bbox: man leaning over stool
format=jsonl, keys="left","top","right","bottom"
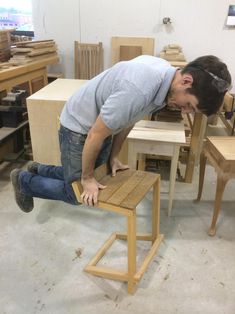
{"left": 10, "top": 55, "right": 232, "bottom": 211}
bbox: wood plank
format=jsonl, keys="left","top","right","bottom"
{"left": 14, "top": 39, "right": 54, "bottom": 46}
{"left": 85, "top": 265, "right": 128, "bottom": 281}
{"left": 120, "top": 172, "right": 159, "bottom": 209}
{"left": 99, "top": 169, "right": 134, "bottom": 202}
{"left": 128, "top": 120, "right": 185, "bottom": 144}
{"left": 208, "top": 137, "right": 235, "bottom": 161}
{"left": 119, "top": 45, "right": 142, "bottom": 61}
{"left": 106, "top": 171, "right": 149, "bottom": 208}
{"left": 111, "top": 36, "right": 154, "bottom": 65}
{"left": 0, "top": 55, "right": 59, "bottom": 82}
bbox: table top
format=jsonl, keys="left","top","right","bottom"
{"left": 128, "top": 120, "right": 186, "bottom": 144}
{"left": 207, "top": 136, "right": 235, "bottom": 161}
{"left": 0, "top": 55, "right": 59, "bottom": 82}
{"left": 27, "top": 78, "right": 88, "bottom": 102}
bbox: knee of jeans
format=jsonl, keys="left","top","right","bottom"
{"left": 64, "top": 183, "right": 80, "bottom": 205}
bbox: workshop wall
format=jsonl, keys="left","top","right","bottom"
{"left": 32, "top": 0, "right": 235, "bottom": 91}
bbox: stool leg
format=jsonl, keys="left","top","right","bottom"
{"left": 196, "top": 151, "right": 207, "bottom": 201}
{"left": 208, "top": 174, "right": 228, "bottom": 236}
{"left": 127, "top": 209, "right": 136, "bottom": 294}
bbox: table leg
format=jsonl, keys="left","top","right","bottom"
{"left": 208, "top": 174, "right": 229, "bottom": 236}
{"left": 152, "top": 178, "right": 160, "bottom": 242}
{"left": 137, "top": 153, "right": 146, "bottom": 171}
{"left": 168, "top": 145, "right": 180, "bottom": 216}
{"left": 128, "top": 142, "right": 137, "bottom": 170}
{"left": 196, "top": 150, "right": 207, "bottom": 201}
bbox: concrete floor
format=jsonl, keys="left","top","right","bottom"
{"left": 0, "top": 126, "right": 235, "bottom": 314}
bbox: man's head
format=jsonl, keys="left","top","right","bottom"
{"left": 167, "top": 55, "right": 232, "bottom": 116}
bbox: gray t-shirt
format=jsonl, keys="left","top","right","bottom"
{"left": 60, "top": 55, "right": 176, "bottom": 134}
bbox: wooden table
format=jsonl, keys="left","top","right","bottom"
{"left": 26, "top": 78, "right": 87, "bottom": 165}
{"left": 127, "top": 120, "right": 185, "bottom": 216}
{"left": 0, "top": 55, "right": 59, "bottom": 93}
{"left": 196, "top": 137, "right": 235, "bottom": 236}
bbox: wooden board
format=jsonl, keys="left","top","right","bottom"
{"left": 98, "top": 169, "right": 159, "bottom": 209}
{"left": 128, "top": 120, "right": 185, "bottom": 144}
{"left": 208, "top": 137, "right": 235, "bottom": 162}
{"left": 119, "top": 45, "right": 142, "bottom": 61}
{"left": 111, "top": 36, "right": 154, "bottom": 65}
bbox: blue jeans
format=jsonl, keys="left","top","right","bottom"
{"left": 19, "top": 125, "right": 112, "bottom": 205}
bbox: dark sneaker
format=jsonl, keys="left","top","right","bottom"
{"left": 27, "top": 161, "right": 40, "bottom": 175}
{"left": 10, "top": 169, "right": 34, "bottom": 213}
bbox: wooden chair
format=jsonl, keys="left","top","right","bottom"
{"left": 72, "top": 163, "right": 163, "bottom": 294}
{"left": 74, "top": 41, "right": 103, "bottom": 79}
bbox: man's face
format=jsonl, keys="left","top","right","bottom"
{"left": 166, "top": 72, "right": 199, "bottom": 114}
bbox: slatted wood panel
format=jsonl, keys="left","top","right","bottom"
{"left": 73, "top": 164, "right": 159, "bottom": 210}
{"left": 74, "top": 41, "right": 103, "bottom": 79}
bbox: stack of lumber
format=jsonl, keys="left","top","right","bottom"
{"left": 160, "top": 44, "right": 186, "bottom": 62}
{"left": 0, "top": 29, "right": 13, "bottom": 62}
{"left": 9, "top": 39, "right": 57, "bottom": 65}
{"left": 11, "top": 34, "right": 33, "bottom": 44}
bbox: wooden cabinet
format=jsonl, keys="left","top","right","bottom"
{"left": 0, "top": 56, "right": 59, "bottom": 161}
{"left": 26, "top": 79, "right": 87, "bottom": 165}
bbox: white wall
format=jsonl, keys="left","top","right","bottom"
{"left": 32, "top": 0, "right": 235, "bottom": 90}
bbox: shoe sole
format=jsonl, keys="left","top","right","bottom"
{"left": 10, "top": 169, "right": 34, "bottom": 213}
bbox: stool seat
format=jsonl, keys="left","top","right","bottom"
{"left": 72, "top": 164, "right": 163, "bottom": 294}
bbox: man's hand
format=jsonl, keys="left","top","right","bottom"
{"left": 81, "top": 177, "right": 106, "bottom": 206}
{"left": 110, "top": 157, "right": 129, "bottom": 177}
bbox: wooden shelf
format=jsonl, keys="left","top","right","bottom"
{"left": 0, "top": 120, "right": 28, "bottom": 144}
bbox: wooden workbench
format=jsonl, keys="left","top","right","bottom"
{"left": 0, "top": 55, "right": 59, "bottom": 94}
{"left": 0, "top": 55, "right": 60, "bottom": 161}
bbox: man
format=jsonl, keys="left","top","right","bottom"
{"left": 10, "top": 55, "right": 231, "bottom": 211}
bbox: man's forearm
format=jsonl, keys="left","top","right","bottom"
{"left": 110, "top": 126, "right": 134, "bottom": 160}
{"left": 82, "top": 132, "right": 104, "bottom": 179}
{"left": 81, "top": 115, "right": 113, "bottom": 179}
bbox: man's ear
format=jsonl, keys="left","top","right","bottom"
{"left": 182, "top": 73, "right": 193, "bottom": 87}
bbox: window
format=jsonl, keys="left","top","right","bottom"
{"left": 0, "top": 0, "right": 33, "bottom": 32}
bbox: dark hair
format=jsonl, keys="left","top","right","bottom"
{"left": 181, "top": 55, "right": 232, "bottom": 116}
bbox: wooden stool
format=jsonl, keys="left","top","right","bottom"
{"left": 196, "top": 137, "right": 235, "bottom": 236}
{"left": 127, "top": 120, "right": 185, "bottom": 216}
{"left": 72, "top": 164, "right": 163, "bottom": 294}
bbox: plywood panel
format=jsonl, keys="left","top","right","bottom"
{"left": 119, "top": 45, "right": 142, "bottom": 61}
{"left": 111, "top": 37, "right": 155, "bottom": 65}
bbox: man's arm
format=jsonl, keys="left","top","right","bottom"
{"left": 81, "top": 115, "right": 112, "bottom": 206}
{"left": 109, "top": 125, "right": 134, "bottom": 176}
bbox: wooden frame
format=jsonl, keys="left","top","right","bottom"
{"left": 111, "top": 36, "right": 155, "bottom": 65}
{"left": 74, "top": 41, "right": 103, "bottom": 79}
{"left": 72, "top": 164, "right": 163, "bottom": 294}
